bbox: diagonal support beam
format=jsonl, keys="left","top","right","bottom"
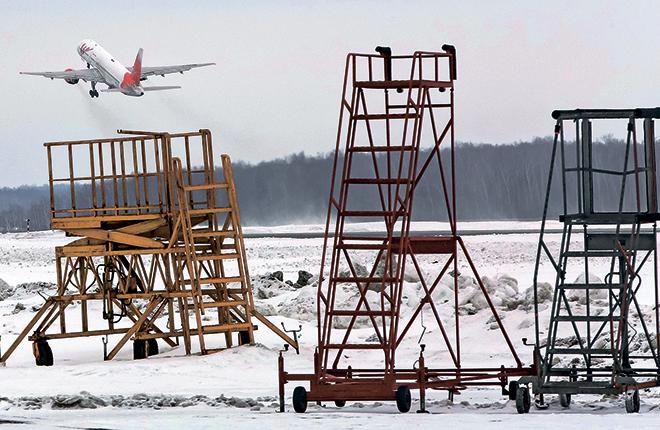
{"left": 66, "top": 228, "right": 165, "bottom": 249}
{"left": 0, "top": 299, "right": 57, "bottom": 364}
{"left": 66, "top": 218, "right": 168, "bottom": 247}
{"left": 105, "top": 297, "right": 164, "bottom": 360}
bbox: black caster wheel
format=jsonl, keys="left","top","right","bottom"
{"left": 508, "top": 380, "right": 519, "bottom": 401}
{"left": 395, "top": 386, "right": 412, "bottom": 413}
{"left": 89, "top": 89, "right": 95, "bottom": 98}
{"left": 334, "top": 400, "right": 346, "bottom": 407}
{"left": 147, "top": 339, "right": 159, "bottom": 356}
{"left": 516, "top": 386, "right": 531, "bottom": 414}
{"left": 559, "top": 393, "right": 571, "bottom": 408}
{"left": 133, "top": 339, "right": 148, "bottom": 360}
{"left": 625, "top": 390, "right": 640, "bottom": 413}
{"left": 33, "top": 340, "right": 53, "bottom": 366}
{"left": 292, "top": 386, "right": 308, "bottom": 413}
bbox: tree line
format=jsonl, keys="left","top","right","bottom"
{"left": 0, "top": 137, "right": 648, "bottom": 232}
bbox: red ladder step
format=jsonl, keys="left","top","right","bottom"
{"left": 341, "top": 210, "right": 406, "bottom": 217}
{"left": 345, "top": 178, "right": 412, "bottom": 184}
{"left": 332, "top": 276, "right": 398, "bottom": 283}
{"left": 349, "top": 145, "right": 415, "bottom": 153}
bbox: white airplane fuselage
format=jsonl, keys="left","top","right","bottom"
{"left": 78, "top": 39, "right": 144, "bottom": 96}
{"left": 22, "top": 39, "right": 214, "bottom": 98}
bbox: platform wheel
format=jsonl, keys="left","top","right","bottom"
{"left": 33, "top": 340, "right": 53, "bottom": 366}
{"left": 147, "top": 339, "right": 159, "bottom": 356}
{"left": 238, "top": 330, "right": 252, "bottom": 346}
{"left": 334, "top": 400, "right": 346, "bottom": 407}
{"left": 625, "top": 390, "right": 640, "bottom": 413}
{"left": 292, "top": 386, "right": 308, "bottom": 413}
{"left": 133, "top": 339, "right": 148, "bottom": 360}
{"left": 395, "top": 385, "right": 412, "bottom": 413}
{"left": 559, "top": 393, "right": 571, "bottom": 408}
{"left": 515, "top": 386, "right": 531, "bottom": 414}
{"left": 508, "top": 381, "right": 519, "bottom": 401}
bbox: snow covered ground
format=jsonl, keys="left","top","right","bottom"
{"left": 0, "top": 222, "right": 659, "bottom": 429}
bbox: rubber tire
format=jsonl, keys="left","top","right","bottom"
{"left": 508, "top": 381, "right": 519, "bottom": 401}
{"left": 395, "top": 386, "right": 412, "bottom": 413}
{"left": 516, "top": 386, "right": 531, "bottom": 414}
{"left": 334, "top": 400, "right": 346, "bottom": 407}
{"left": 133, "top": 339, "right": 148, "bottom": 360}
{"left": 238, "top": 330, "right": 251, "bottom": 346}
{"left": 625, "top": 390, "right": 640, "bottom": 413}
{"left": 147, "top": 339, "right": 159, "bottom": 356}
{"left": 292, "top": 386, "right": 308, "bottom": 413}
{"left": 34, "top": 340, "right": 53, "bottom": 366}
{"left": 559, "top": 393, "right": 571, "bottom": 408}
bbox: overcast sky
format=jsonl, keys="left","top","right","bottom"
{"left": 1, "top": 0, "right": 660, "bottom": 186}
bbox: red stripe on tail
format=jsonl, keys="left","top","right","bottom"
{"left": 121, "top": 48, "right": 143, "bottom": 88}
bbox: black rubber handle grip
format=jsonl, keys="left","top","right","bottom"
{"left": 442, "top": 44, "right": 457, "bottom": 80}
{"left": 375, "top": 46, "right": 393, "bottom": 81}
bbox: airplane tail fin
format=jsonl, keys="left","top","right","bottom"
{"left": 131, "top": 48, "right": 143, "bottom": 82}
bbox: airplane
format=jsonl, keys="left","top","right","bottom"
{"left": 20, "top": 39, "right": 215, "bottom": 98}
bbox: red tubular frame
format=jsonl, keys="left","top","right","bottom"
{"left": 279, "top": 47, "right": 534, "bottom": 411}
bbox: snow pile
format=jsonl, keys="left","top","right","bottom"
{"left": 252, "top": 274, "right": 298, "bottom": 299}
{"left": 276, "top": 285, "right": 317, "bottom": 322}
{"left": 0, "top": 280, "right": 57, "bottom": 302}
{"left": 2, "top": 391, "right": 279, "bottom": 411}
{"left": 275, "top": 282, "right": 378, "bottom": 328}
{"left": 261, "top": 268, "right": 553, "bottom": 329}
{"left": 253, "top": 270, "right": 317, "bottom": 298}
{"left": 267, "top": 269, "right": 544, "bottom": 331}
{"left": 469, "top": 274, "right": 520, "bottom": 311}
{"left": 566, "top": 273, "right": 607, "bottom": 303}
{"left": 0, "top": 278, "right": 12, "bottom": 300}
{"left": 521, "top": 282, "right": 554, "bottom": 308}
{"left": 415, "top": 272, "right": 548, "bottom": 316}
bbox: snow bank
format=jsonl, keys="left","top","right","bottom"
{"left": 0, "top": 278, "right": 11, "bottom": 300}
{"left": 1, "top": 391, "right": 279, "bottom": 411}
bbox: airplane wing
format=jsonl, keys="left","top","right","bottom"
{"left": 20, "top": 68, "right": 104, "bottom": 82}
{"left": 133, "top": 63, "right": 215, "bottom": 78}
{"left": 99, "top": 86, "right": 180, "bottom": 93}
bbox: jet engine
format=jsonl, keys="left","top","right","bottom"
{"left": 64, "top": 68, "right": 79, "bottom": 84}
